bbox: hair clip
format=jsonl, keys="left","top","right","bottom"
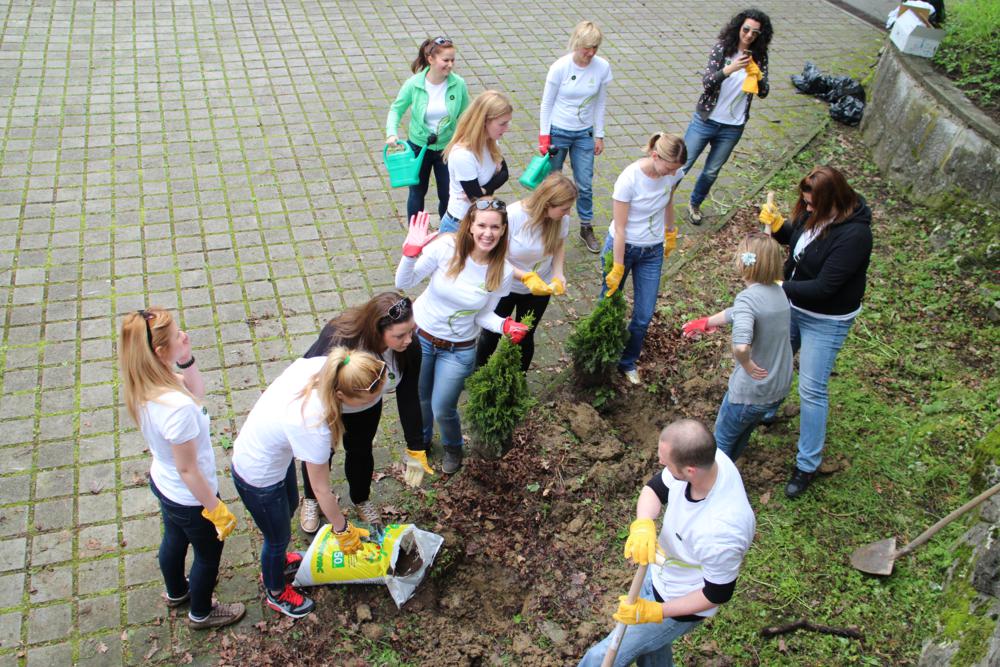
{"left": 341, "top": 355, "right": 350, "bottom": 366}
{"left": 741, "top": 252, "right": 757, "bottom": 266}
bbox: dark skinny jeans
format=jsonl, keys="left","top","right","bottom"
{"left": 407, "top": 140, "right": 449, "bottom": 221}
{"left": 301, "top": 400, "right": 382, "bottom": 504}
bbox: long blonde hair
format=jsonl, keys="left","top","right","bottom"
{"left": 522, "top": 172, "right": 578, "bottom": 257}
{"left": 445, "top": 90, "right": 512, "bottom": 166}
{"left": 299, "top": 347, "right": 387, "bottom": 447}
{"left": 119, "top": 308, "right": 195, "bottom": 426}
{"left": 447, "top": 199, "right": 509, "bottom": 292}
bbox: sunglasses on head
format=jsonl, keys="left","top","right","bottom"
{"left": 137, "top": 309, "right": 156, "bottom": 352}
{"left": 379, "top": 297, "right": 412, "bottom": 326}
{"left": 356, "top": 359, "right": 388, "bottom": 392}
{"left": 741, "top": 26, "right": 761, "bottom": 36}
{"left": 472, "top": 198, "right": 506, "bottom": 212}
{"left": 433, "top": 36, "right": 453, "bottom": 46}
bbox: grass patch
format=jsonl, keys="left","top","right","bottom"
{"left": 932, "top": 0, "right": 1000, "bottom": 118}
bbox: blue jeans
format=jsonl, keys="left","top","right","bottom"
{"left": 150, "top": 480, "right": 224, "bottom": 618}
{"left": 714, "top": 392, "right": 784, "bottom": 462}
{"left": 406, "top": 140, "right": 448, "bottom": 221}
{"left": 549, "top": 125, "right": 595, "bottom": 222}
{"left": 578, "top": 568, "right": 703, "bottom": 667}
{"left": 439, "top": 211, "right": 461, "bottom": 234}
{"left": 682, "top": 114, "right": 745, "bottom": 207}
{"left": 232, "top": 461, "right": 298, "bottom": 593}
{"left": 417, "top": 334, "right": 477, "bottom": 448}
{"left": 790, "top": 309, "right": 855, "bottom": 472}
{"left": 600, "top": 235, "right": 664, "bottom": 372}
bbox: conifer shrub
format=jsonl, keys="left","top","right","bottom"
{"left": 566, "top": 254, "right": 629, "bottom": 383}
{"left": 464, "top": 314, "right": 536, "bottom": 459}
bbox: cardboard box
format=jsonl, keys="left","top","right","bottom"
{"left": 890, "top": 6, "right": 945, "bottom": 58}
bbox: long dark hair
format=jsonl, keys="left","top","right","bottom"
{"left": 320, "top": 292, "right": 414, "bottom": 368}
{"left": 411, "top": 37, "right": 455, "bottom": 74}
{"left": 792, "top": 166, "right": 859, "bottom": 233}
{"left": 718, "top": 8, "right": 773, "bottom": 61}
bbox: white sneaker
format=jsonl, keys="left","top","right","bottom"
{"left": 623, "top": 369, "right": 641, "bottom": 385}
{"left": 299, "top": 498, "right": 320, "bottom": 534}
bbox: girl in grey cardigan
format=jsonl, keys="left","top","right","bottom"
{"left": 683, "top": 233, "right": 792, "bottom": 460}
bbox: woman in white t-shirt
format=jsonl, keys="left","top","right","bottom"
{"left": 296, "top": 291, "right": 433, "bottom": 536}
{"left": 231, "top": 348, "right": 385, "bottom": 619}
{"left": 682, "top": 9, "right": 772, "bottom": 225}
{"left": 119, "top": 308, "right": 244, "bottom": 629}
{"left": 395, "top": 201, "right": 528, "bottom": 474}
{"left": 603, "top": 133, "right": 687, "bottom": 385}
{"left": 538, "top": 20, "right": 613, "bottom": 254}
{"left": 476, "top": 172, "right": 577, "bottom": 371}
{"left": 440, "top": 90, "right": 513, "bottom": 234}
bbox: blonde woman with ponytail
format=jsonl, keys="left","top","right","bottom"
{"left": 476, "top": 172, "right": 577, "bottom": 371}
{"left": 440, "top": 90, "right": 513, "bottom": 233}
{"left": 231, "top": 347, "right": 386, "bottom": 618}
{"left": 119, "top": 308, "right": 245, "bottom": 629}
{"left": 602, "top": 132, "right": 687, "bottom": 385}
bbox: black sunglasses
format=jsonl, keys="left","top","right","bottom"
{"left": 432, "top": 36, "right": 453, "bottom": 46}
{"left": 741, "top": 26, "right": 761, "bottom": 36}
{"left": 472, "top": 198, "right": 506, "bottom": 212}
{"left": 379, "top": 297, "right": 412, "bottom": 326}
{"left": 137, "top": 309, "right": 156, "bottom": 352}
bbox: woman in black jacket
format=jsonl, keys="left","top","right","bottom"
{"left": 762, "top": 166, "right": 873, "bottom": 498}
{"left": 682, "top": 8, "right": 772, "bottom": 225}
{"left": 298, "top": 292, "right": 433, "bottom": 534}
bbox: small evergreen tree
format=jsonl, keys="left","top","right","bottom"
{"left": 464, "top": 314, "right": 536, "bottom": 458}
{"left": 566, "top": 254, "right": 629, "bottom": 381}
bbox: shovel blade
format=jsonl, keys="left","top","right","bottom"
{"left": 850, "top": 538, "right": 897, "bottom": 576}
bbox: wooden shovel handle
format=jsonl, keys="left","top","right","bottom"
{"left": 895, "top": 482, "right": 1000, "bottom": 558}
{"left": 601, "top": 564, "right": 648, "bottom": 667}
{"left": 766, "top": 191, "right": 775, "bottom": 208}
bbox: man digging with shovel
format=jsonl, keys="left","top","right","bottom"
{"left": 578, "top": 420, "right": 756, "bottom": 667}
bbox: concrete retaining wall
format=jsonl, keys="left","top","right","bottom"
{"left": 861, "top": 45, "right": 1000, "bottom": 206}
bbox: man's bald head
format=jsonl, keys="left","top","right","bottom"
{"left": 659, "top": 419, "right": 716, "bottom": 469}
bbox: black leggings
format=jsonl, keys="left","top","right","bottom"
{"left": 476, "top": 292, "right": 551, "bottom": 371}
{"left": 301, "top": 400, "right": 382, "bottom": 504}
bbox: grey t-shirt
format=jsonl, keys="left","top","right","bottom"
{"left": 724, "top": 283, "right": 793, "bottom": 405}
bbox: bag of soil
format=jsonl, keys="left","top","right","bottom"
{"left": 819, "top": 76, "right": 866, "bottom": 104}
{"left": 791, "top": 62, "right": 827, "bottom": 95}
{"left": 829, "top": 96, "right": 865, "bottom": 126}
{"left": 292, "top": 523, "right": 444, "bottom": 607}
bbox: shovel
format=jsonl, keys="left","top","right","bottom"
{"left": 601, "top": 551, "right": 669, "bottom": 667}
{"left": 850, "top": 481, "right": 1000, "bottom": 576}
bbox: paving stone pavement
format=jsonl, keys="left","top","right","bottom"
{"left": 0, "top": 1, "right": 881, "bottom": 663}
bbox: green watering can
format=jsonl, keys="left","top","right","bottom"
{"left": 383, "top": 141, "right": 427, "bottom": 188}
{"left": 518, "top": 147, "right": 559, "bottom": 190}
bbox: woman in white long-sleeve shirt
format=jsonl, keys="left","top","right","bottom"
{"left": 395, "top": 200, "right": 528, "bottom": 473}
{"left": 538, "top": 20, "right": 612, "bottom": 254}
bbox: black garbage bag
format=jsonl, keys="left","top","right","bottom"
{"left": 791, "top": 62, "right": 827, "bottom": 95}
{"left": 829, "top": 95, "right": 865, "bottom": 126}
{"left": 819, "top": 76, "right": 866, "bottom": 104}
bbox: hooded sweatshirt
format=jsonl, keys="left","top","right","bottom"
{"left": 774, "top": 196, "right": 873, "bottom": 316}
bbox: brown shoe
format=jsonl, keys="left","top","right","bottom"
{"left": 579, "top": 225, "right": 600, "bottom": 253}
{"left": 188, "top": 601, "right": 246, "bottom": 629}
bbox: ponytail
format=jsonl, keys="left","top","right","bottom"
{"left": 646, "top": 132, "right": 687, "bottom": 165}
{"left": 410, "top": 37, "right": 455, "bottom": 74}
{"left": 299, "top": 347, "right": 388, "bottom": 450}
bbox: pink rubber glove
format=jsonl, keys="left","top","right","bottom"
{"left": 503, "top": 317, "right": 529, "bottom": 344}
{"left": 402, "top": 211, "right": 438, "bottom": 258}
{"left": 682, "top": 317, "right": 718, "bottom": 338}
{"left": 538, "top": 134, "right": 551, "bottom": 156}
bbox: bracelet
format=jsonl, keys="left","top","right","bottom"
{"left": 176, "top": 356, "right": 196, "bottom": 369}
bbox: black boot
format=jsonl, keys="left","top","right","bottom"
{"left": 785, "top": 467, "right": 816, "bottom": 499}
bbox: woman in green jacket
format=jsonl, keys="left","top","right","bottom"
{"left": 386, "top": 37, "right": 470, "bottom": 222}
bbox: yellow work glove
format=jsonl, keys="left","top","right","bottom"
{"left": 521, "top": 271, "right": 554, "bottom": 296}
{"left": 333, "top": 520, "right": 369, "bottom": 554}
{"left": 623, "top": 518, "right": 658, "bottom": 565}
{"left": 758, "top": 202, "right": 784, "bottom": 233}
{"left": 663, "top": 228, "right": 677, "bottom": 258}
{"left": 605, "top": 263, "right": 625, "bottom": 297}
{"left": 742, "top": 59, "right": 761, "bottom": 94}
{"left": 201, "top": 500, "right": 237, "bottom": 541}
{"left": 404, "top": 449, "right": 435, "bottom": 487}
{"left": 548, "top": 277, "right": 566, "bottom": 296}
{"left": 613, "top": 596, "right": 664, "bottom": 625}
